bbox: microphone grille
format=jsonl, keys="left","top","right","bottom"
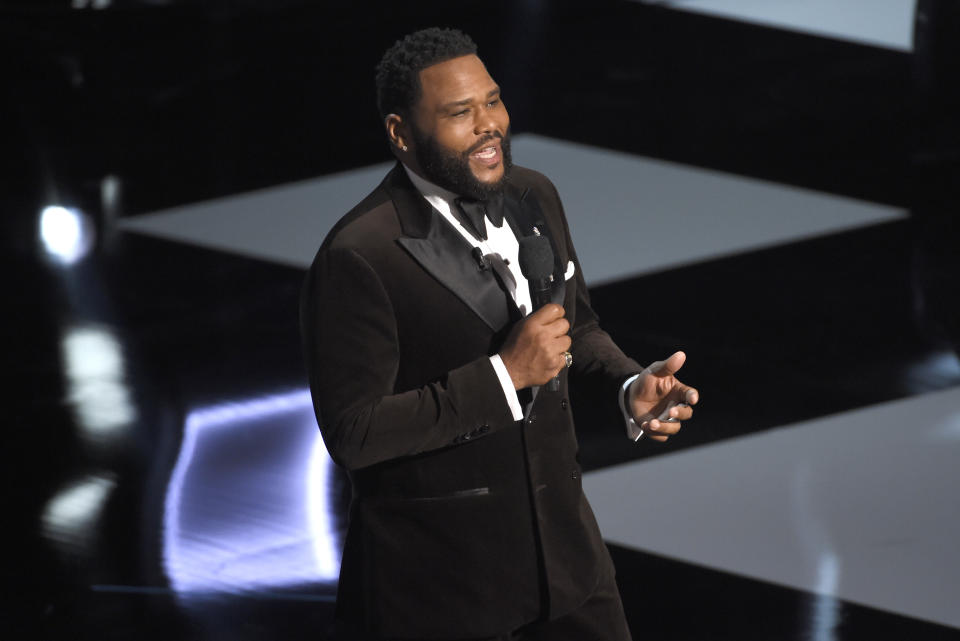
{"left": 518, "top": 235, "right": 554, "bottom": 280}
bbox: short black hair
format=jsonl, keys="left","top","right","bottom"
{"left": 375, "top": 27, "right": 478, "bottom": 120}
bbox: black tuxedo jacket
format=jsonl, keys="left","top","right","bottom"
{"left": 300, "top": 163, "right": 641, "bottom": 639}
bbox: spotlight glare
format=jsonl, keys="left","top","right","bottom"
{"left": 41, "top": 474, "right": 117, "bottom": 551}
{"left": 40, "top": 205, "right": 94, "bottom": 264}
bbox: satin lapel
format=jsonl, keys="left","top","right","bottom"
{"left": 504, "top": 187, "right": 566, "bottom": 308}
{"left": 388, "top": 167, "right": 512, "bottom": 332}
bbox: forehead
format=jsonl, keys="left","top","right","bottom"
{"left": 416, "top": 54, "right": 497, "bottom": 109}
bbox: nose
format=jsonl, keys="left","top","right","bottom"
{"left": 474, "top": 104, "right": 501, "bottom": 136}
{"left": 474, "top": 112, "right": 494, "bottom": 136}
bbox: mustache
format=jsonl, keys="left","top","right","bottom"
{"left": 465, "top": 132, "right": 505, "bottom": 155}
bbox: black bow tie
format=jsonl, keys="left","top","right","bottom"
{"left": 454, "top": 193, "right": 505, "bottom": 242}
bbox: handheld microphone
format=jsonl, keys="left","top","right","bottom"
{"left": 518, "top": 234, "right": 560, "bottom": 392}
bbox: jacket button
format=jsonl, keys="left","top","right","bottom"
{"left": 561, "top": 399, "right": 568, "bottom": 410}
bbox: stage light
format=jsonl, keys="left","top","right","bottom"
{"left": 60, "top": 324, "right": 137, "bottom": 442}
{"left": 72, "top": 0, "right": 113, "bottom": 9}
{"left": 40, "top": 205, "right": 94, "bottom": 265}
{"left": 41, "top": 474, "right": 117, "bottom": 553}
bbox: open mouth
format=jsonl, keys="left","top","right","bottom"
{"left": 470, "top": 144, "right": 500, "bottom": 166}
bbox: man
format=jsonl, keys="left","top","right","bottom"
{"left": 300, "top": 27, "right": 698, "bottom": 641}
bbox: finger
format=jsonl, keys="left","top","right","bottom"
{"left": 678, "top": 385, "right": 699, "bottom": 406}
{"left": 530, "top": 303, "right": 565, "bottom": 323}
{"left": 668, "top": 404, "right": 694, "bottom": 422}
{"left": 554, "top": 317, "right": 571, "bottom": 335}
{"left": 543, "top": 316, "right": 570, "bottom": 337}
{"left": 639, "top": 419, "right": 674, "bottom": 442}
{"left": 647, "top": 417, "right": 682, "bottom": 436}
{"left": 648, "top": 351, "right": 686, "bottom": 377}
{"left": 546, "top": 350, "right": 569, "bottom": 379}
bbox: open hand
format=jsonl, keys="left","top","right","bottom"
{"left": 628, "top": 351, "right": 699, "bottom": 442}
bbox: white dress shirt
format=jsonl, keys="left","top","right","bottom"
{"left": 403, "top": 165, "right": 643, "bottom": 439}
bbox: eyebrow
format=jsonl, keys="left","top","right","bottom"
{"left": 439, "top": 87, "right": 501, "bottom": 112}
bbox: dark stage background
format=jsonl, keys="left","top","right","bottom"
{"left": 3, "top": 1, "right": 958, "bottom": 640}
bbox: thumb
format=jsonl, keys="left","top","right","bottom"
{"left": 648, "top": 351, "right": 686, "bottom": 377}
{"left": 529, "top": 303, "right": 564, "bottom": 324}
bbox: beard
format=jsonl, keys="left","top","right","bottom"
{"left": 411, "top": 126, "right": 513, "bottom": 200}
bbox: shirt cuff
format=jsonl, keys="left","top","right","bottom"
{"left": 619, "top": 373, "right": 644, "bottom": 442}
{"left": 490, "top": 354, "right": 524, "bottom": 421}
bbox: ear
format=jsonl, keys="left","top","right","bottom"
{"left": 385, "top": 114, "right": 410, "bottom": 153}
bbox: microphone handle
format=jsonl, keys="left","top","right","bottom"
{"left": 529, "top": 280, "right": 552, "bottom": 309}
{"left": 546, "top": 373, "right": 560, "bottom": 392}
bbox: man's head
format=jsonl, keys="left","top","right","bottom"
{"left": 376, "top": 27, "right": 512, "bottom": 199}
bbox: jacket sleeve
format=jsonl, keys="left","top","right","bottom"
{"left": 544, "top": 180, "right": 644, "bottom": 418}
{"left": 300, "top": 245, "right": 516, "bottom": 471}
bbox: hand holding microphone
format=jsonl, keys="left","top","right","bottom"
{"left": 499, "top": 303, "right": 571, "bottom": 390}
{"left": 498, "top": 233, "right": 570, "bottom": 391}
